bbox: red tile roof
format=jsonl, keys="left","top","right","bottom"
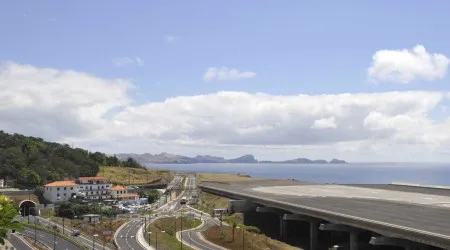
{"left": 111, "top": 185, "right": 126, "bottom": 191}
{"left": 45, "top": 181, "right": 79, "bottom": 187}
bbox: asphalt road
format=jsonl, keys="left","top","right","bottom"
{"left": 115, "top": 174, "right": 186, "bottom": 250}
{"left": 9, "top": 234, "right": 34, "bottom": 250}
{"left": 115, "top": 219, "right": 147, "bottom": 250}
{"left": 201, "top": 180, "right": 450, "bottom": 246}
{"left": 180, "top": 207, "right": 225, "bottom": 250}
{"left": 22, "top": 227, "right": 83, "bottom": 250}
{"left": 36, "top": 217, "right": 111, "bottom": 250}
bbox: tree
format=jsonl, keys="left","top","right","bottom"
{"left": 0, "top": 195, "right": 24, "bottom": 245}
{"left": 138, "top": 190, "right": 160, "bottom": 203}
{"left": 18, "top": 168, "right": 40, "bottom": 187}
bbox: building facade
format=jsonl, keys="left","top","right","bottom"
{"left": 43, "top": 181, "right": 80, "bottom": 203}
{"left": 110, "top": 185, "right": 127, "bottom": 199}
{"left": 76, "top": 177, "right": 112, "bottom": 200}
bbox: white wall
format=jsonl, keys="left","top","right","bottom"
{"left": 43, "top": 186, "right": 79, "bottom": 203}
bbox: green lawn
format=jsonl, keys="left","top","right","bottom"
{"left": 146, "top": 216, "right": 201, "bottom": 250}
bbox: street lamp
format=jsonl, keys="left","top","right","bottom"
{"left": 92, "top": 234, "right": 99, "bottom": 250}
{"left": 148, "top": 232, "right": 152, "bottom": 246}
{"left": 236, "top": 226, "right": 245, "bottom": 250}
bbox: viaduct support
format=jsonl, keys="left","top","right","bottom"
{"left": 256, "top": 207, "right": 286, "bottom": 240}
{"left": 283, "top": 214, "right": 320, "bottom": 250}
{"left": 370, "top": 236, "right": 427, "bottom": 250}
{"left": 320, "top": 223, "right": 362, "bottom": 250}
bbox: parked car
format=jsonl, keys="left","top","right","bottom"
{"left": 72, "top": 230, "right": 81, "bottom": 236}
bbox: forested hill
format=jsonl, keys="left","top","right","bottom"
{"left": 0, "top": 131, "right": 142, "bottom": 188}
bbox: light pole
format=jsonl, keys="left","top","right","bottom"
{"left": 148, "top": 232, "right": 152, "bottom": 246}
{"left": 180, "top": 215, "right": 183, "bottom": 250}
{"left": 236, "top": 226, "right": 245, "bottom": 250}
{"left": 92, "top": 234, "right": 99, "bottom": 250}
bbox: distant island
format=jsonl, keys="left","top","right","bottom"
{"left": 117, "top": 153, "right": 347, "bottom": 164}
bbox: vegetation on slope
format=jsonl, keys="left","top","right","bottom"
{"left": 192, "top": 190, "right": 230, "bottom": 214}
{"left": 0, "top": 131, "right": 144, "bottom": 188}
{"left": 98, "top": 166, "right": 173, "bottom": 186}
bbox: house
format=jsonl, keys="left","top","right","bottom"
{"left": 43, "top": 181, "right": 80, "bottom": 203}
{"left": 76, "top": 177, "right": 112, "bottom": 200}
{"left": 110, "top": 185, "right": 127, "bottom": 199}
{"left": 117, "top": 193, "right": 139, "bottom": 202}
{"left": 110, "top": 185, "right": 139, "bottom": 202}
{"left": 82, "top": 214, "right": 101, "bottom": 223}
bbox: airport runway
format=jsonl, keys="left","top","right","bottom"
{"left": 201, "top": 180, "right": 450, "bottom": 238}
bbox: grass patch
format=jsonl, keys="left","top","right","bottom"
{"left": 203, "top": 225, "right": 301, "bottom": 250}
{"left": 98, "top": 166, "right": 173, "bottom": 186}
{"left": 197, "top": 173, "right": 269, "bottom": 184}
{"left": 192, "top": 191, "right": 230, "bottom": 215}
{"left": 146, "top": 216, "right": 201, "bottom": 250}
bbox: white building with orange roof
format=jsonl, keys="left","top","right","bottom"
{"left": 43, "top": 181, "right": 80, "bottom": 203}
{"left": 111, "top": 185, "right": 139, "bottom": 203}
{"left": 76, "top": 176, "right": 112, "bottom": 200}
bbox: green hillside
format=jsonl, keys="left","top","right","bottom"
{"left": 0, "top": 131, "right": 141, "bottom": 188}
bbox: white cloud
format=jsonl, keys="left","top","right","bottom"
{"left": 164, "top": 36, "right": 180, "bottom": 43}
{"left": 203, "top": 67, "right": 256, "bottom": 82}
{"left": 113, "top": 57, "right": 144, "bottom": 67}
{"left": 0, "top": 61, "right": 133, "bottom": 140}
{"left": 311, "top": 117, "right": 337, "bottom": 129}
{"left": 367, "top": 45, "right": 449, "bottom": 83}
{"left": 2, "top": 61, "right": 450, "bottom": 162}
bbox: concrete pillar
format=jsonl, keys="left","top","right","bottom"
{"left": 350, "top": 231, "right": 359, "bottom": 250}
{"left": 310, "top": 221, "right": 318, "bottom": 250}
{"left": 256, "top": 206, "right": 286, "bottom": 240}
{"left": 370, "top": 236, "right": 420, "bottom": 250}
{"left": 320, "top": 223, "right": 361, "bottom": 250}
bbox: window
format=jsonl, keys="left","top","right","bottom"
{"left": 63, "top": 193, "right": 66, "bottom": 196}
{"left": 57, "top": 187, "right": 60, "bottom": 191}
{"left": 64, "top": 187, "right": 67, "bottom": 190}
{"left": 70, "top": 187, "right": 73, "bottom": 190}
{"left": 57, "top": 193, "right": 60, "bottom": 197}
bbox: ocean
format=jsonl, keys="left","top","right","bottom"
{"left": 146, "top": 162, "right": 450, "bottom": 185}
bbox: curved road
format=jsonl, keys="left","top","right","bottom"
{"left": 9, "top": 234, "right": 34, "bottom": 250}
{"left": 115, "top": 219, "right": 147, "bottom": 250}
{"left": 179, "top": 207, "right": 226, "bottom": 250}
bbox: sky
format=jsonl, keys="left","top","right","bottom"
{"left": 1, "top": 1, "right": 450, "bottom": 162}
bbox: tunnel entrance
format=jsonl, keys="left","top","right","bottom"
{"left": 19, "top": 200, "right": 39, "bottom": 216}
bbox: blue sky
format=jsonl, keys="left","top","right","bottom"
{"left": 1, "top": 1, "right": 449, "bottom": 161}
{"left": 2, "top": 1, "right": 449, "bottom": 101}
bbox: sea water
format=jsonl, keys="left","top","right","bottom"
{"left": 146, "top": 162, "right": 450, "bottom": 185}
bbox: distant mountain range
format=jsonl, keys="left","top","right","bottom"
{"left": 117, "top": 153, "right": 347, "bottom": 164}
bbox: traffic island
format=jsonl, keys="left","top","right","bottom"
{"left": 146, "top": 216, "right": 201, "bottom": 250}
{"left": 203, "top": 224, "right": 301, "bottom": 250}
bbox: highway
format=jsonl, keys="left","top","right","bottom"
{"left": 115, "top": 174, "right": 186, "bottom": 250}
{"left": 36, "top": 217, "right": 110, "bottom": 250}
{"left": 200, "top": 179, "right": 450, "bottom": 249}
{"left": 179, "top": 207, "right": 226, "bottom": 250}
{"left": 115, "top": 218, "right": 147, "bottom": 250}
{"left": 115, "top": 174, "right": 223, "bottom": 250}
{"left": 22, "top": 227, "right": 84, "bottom": 250}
